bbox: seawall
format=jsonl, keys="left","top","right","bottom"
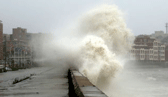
{"left": 68, "top": 68, "right": 107, "bottom": 97}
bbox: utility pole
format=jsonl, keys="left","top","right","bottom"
{"left": 166, "top": 23, "right": 168, "bottom": 33}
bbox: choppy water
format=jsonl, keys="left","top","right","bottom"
{"left": 104, "top": 61, "right": 168, "bottom": 97}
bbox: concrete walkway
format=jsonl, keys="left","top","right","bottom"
{"left": 0, "top": 66, "right": 68, "bottom": 97}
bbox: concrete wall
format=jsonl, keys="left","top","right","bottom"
{"left": 68, "top": 68, "right": 107, "bottom": 97}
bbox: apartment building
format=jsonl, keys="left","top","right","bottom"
{"left": 2, "top": 27, "right": 32, "bottom": 65}
{"left": 13, "top": 27, "right": 27, "bottom": 41}
{"left": 130, "top": 35, "right": 165, "bottom": 62}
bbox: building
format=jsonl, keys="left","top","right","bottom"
{"left": 13, "top": 27, "right": 27, "bottom": 41}
{"left": 154, "top": 31, "right": 164, "bottom": 37}
{"left": 130, "top": 35, "right": 165, "bottom": 62}
{"left": 2, "top": 27, "right": 32, "bottom": 66}
{"left": 0, "top": 21, "right": 3, "bottom": 60}
{"left": 150, "top": 30, "right": 168, "bottom": 45}
{"left": 165, "top": 46, "right": 168, "bottom": 61}
{"left": 1, "top": 26, "right": 45, "bottom": 66}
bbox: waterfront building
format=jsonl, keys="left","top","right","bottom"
{"left": 3, "top": 27, "right": 32, "bottom": 65}
{"left": 130, "top": 35, "right": 165, "bottom": 62}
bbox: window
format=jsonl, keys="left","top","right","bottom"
{"left": 162, "top": 47, "right": 165, "bottom": 50}
{"left": 154, "top": 47, "right": 158, "bottom": 50}
{"left": 150, "top": 50, "right": 152, "bottom": 54}
{"left": 154, "top": 42, "right": 157, "bottom": 46}
{"left": 154, "top": 52, "right": 158, "bottom": 54}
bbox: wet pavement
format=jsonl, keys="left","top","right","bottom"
{"left": 0, "top": 66, "right": 68, "bottom": 97}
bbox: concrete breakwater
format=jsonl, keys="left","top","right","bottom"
{"left": 0, "top": 66, "right": 107, "bottom": 97}
{"left": 68, "top": 68, "right": 107, "bottom": 97}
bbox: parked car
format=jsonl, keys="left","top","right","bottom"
{"left": 5, "top": 67, "right": 12, "bottom": 71}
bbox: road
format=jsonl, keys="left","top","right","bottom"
{"left": 0, "top": 65, "right": 69, "bottom": 97}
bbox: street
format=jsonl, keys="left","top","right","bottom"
{"left": 0, "top": 65, "right": 68, "bottom": 97}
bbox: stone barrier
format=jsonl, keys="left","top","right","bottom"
{"left": 68, "top": 68, "right": 107, "bottom": 97}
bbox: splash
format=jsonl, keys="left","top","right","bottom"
{"left": 30, "top": 4, "right": 134, "bottom": 95}
{"left": 76, "top": 4, "right": 134, "bottom": 88}
{"left": 79, "top": 4, "right": 133, "bottom": 55}
{"left": 78, "top": 35, "right": 122, "bottom": 87}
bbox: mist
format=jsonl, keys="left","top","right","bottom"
{"left": 30, "top": 4, "right": 134, "bottom": 97}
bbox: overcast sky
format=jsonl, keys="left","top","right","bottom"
{"left": 0, "top": 0, "right": 168, "bottom": 35}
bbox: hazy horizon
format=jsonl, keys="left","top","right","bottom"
{"left": 0, "top": 0, "right": 168, "bottom": 35}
